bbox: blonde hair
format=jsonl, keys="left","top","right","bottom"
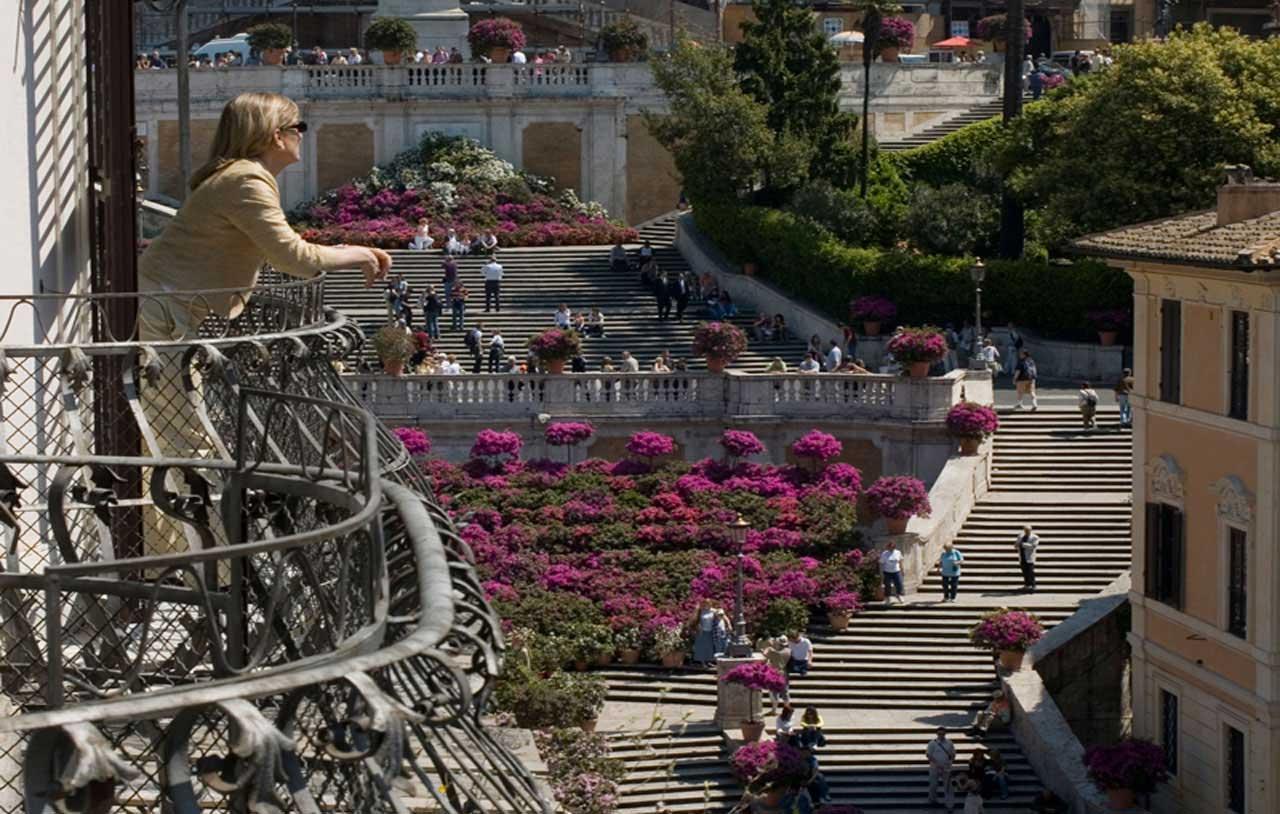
{"left": 189, "top": 92, "right": 300, "bottom": 190}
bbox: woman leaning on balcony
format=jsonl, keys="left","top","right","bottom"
{"left": 137, "top": 91, "right": 391, "bottom": 341}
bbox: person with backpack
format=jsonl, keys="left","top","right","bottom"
{"left": 1078, "top": 381, "right": 1099, "bottom": 428}
{"left": 1015, "top": 524, "right": 1040, "bottom": 592}
{"left": 487, "top": 329, "right": 505, "bottom": 373}
{"left": 1013, "top": 349, "right": 1039, "bottom": 411}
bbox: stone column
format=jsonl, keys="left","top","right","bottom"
{"left": 376, "top": 0, "right": 471, "bottom": 59}
{"left": 714, "top": 652, "right": 765, "bottom": 733}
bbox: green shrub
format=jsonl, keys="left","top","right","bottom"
{"left": 890, "top": 117, "right": 1002, "bottom": 189}
{"left": 246, "top": 22, "right": 293, "bottom": 51}
{"left": 364, "top": 17, "right": 418, "bottom": 53}
{"left": 494, "top": 666, "right": 609, "bottom": 728}
{"left": 756, "top": 598, "right": 811, "bottom": 640}
{"left": 905, "top": 184, "right": 1000, "bottom": 256}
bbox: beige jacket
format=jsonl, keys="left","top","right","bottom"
{"left": 138, "top": 159, "right": 346, "bottom": 322}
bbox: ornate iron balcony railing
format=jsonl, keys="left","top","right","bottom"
{"left": 0, "top": 275, "right": 549, "bottom": 814}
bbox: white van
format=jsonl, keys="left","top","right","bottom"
{"left": 192, "top": 33, "right": 252, "bottom": 64}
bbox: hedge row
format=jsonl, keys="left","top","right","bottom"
{"left": 886, "top": 117, "right": 1002, "bottom": 188}
{"left": 693, "top": 201, "right": 1131, "bottom": 340}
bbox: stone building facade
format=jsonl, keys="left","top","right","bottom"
{"left": 1075, "top": 172, "right": 1280, "bottom": 814}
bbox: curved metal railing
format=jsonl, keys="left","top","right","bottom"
{"left": 0, "top": 281, "right": 547, "bottom": 814}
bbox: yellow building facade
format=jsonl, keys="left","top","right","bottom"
{"left": 1075, "top": 171, "right": 1280, "bottom": 814}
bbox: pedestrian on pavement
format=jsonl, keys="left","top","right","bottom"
{"left": 980, "top": 338, "right": 1001, "bottom": 377}
{"left": 441, "top": 255, "right": 458, "bottom": 305}
{"left": 940, "top": 541, "right": 964, "bottom": 602}
{"left": 926, "top": 727, "right": 956, "bottom": 810}
{"left": 1016, "top": 524, "right": 1039, "bottom": 592}
{"left": 1078, "top": 381, "right": 1099, "bottom": 428}
{"left": 421, "top": 286, "right": 442, "bottom": 339}
{"left": 1013, "top": 349, "right": 1039, "bottom": 411}
{"left": 481, "top": 254, "right": 503, "bottom": 312}
{"left": 1114, "top": 368, "right": 1134, "bottom": 428}
{"left": 466, "top": 323, "right": 484, "bottom": 374}
{"left": 656, "top": 272, "right": 673, "bottom": 319}
{"left": 692, "top": 598, "right": 730, "bottom": 667}
{"left": 786, "top": 630, "right": 813, "bottom": 676}
{"left": 760, "top": 635, "right": 792, "bottom": 712}
{"left": 880, "top": 540, "right": 905, "bottom": 603}
{"left": 487, "top": 329, "right": 505, "bottom": 373}
{"left": 1003, "top": 322, "right": 1023, "bottom": 376}
{"left": 672, "top": 273, "right": 690, "bottom": 321}
{"left": 449, "top": 283, "right": 468, "bottom": 331}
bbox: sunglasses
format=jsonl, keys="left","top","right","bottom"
{"left": 281, "top": 121, "right": 309, "bottom": 135}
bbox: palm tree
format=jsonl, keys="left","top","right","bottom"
{"left": 852, "top": 0, "right": 902, "bottom": 198}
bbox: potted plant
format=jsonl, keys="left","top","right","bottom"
{"left": 392, "top": 426, "right": 432, "bottom": 458}
{"left": 975, "top": 13, "right": 1032, "bottom": 52}
{"left": 877, "top": 17, "right": 916, "bottom": 62}
{"left": 720, "top": 429, "right": 765, "bottom": 463}
{"left": 246, "top": 22, "right": 293, "bottom": 66}
{"left": 1087, "top": 308, "right": 1131, "bottom": 346}
{"left": 791, "top": 429, "right": 842, "bottom": 472}
{"left": 600, "top": 18, "right": 648, "bottom": 62}
{"left": 562, "top": 672, "right": 609, "bottom": 732}
{"left": 849, "top": 295, "right": 897, "bottom": 337}
{"left": 720, "top": 663, "right": 787, "bottom": 741}
{"left": 866, "top": 475, "right": 931, "bottom": 535}
{"left": 545, "top": 421, "right": 595, "bottom": 464}
{"left": 824, "top": 590, "right": 862, "bottom": 631}
{"left": 528, "top": 328, "right": 582, "bottom": 374}
{"left": 372, "top": 323, "right": 414, "bottom": 376}
{"left": 692, "top": 321, "right": 748, "bottom": 372}
{"left": 614, "top": 626, "right": 643, "bottom": 665}
{"left": 651, "top": 623, "right": 687, "bottom": 668}
{"left": 969, "top": 607, "right": 1045, "bottom": 672}
{"left": 468, "top": 17, "right": 526, "bottom": 63}
{"left": 945, "top": 401, "right": 1000, "bottom": 455}
{"left": 569, "top": 623, "right": 614, "bottom": 671}
{"left": 364, "top": 17, "right": 417, "bottom": 65}
{"left": 886, "top": 326, "right": 948, "bottom": 378}
{"left": 1083, "top": 738, "right": 1170, "bottom": 810}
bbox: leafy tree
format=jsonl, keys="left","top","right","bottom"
{"left": 993, "top": 24, "right": 1280, "bottom": 248}
{"left": 904, "top": 184, "right": 1000, "bottom": 256}
{"left": 646, "top": 36, "right": 811, "bottom": 205}
{"left": 850, "top": 0, "right": 903, "bottom": 197}
{"left": 733, "top": 0, "right": 857, "bottom": 192}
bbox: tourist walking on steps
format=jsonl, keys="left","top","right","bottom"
{"left": 1016, "top": 524, "right": 1039, "bottom": 592}
{"left": 449, "top": 283, "right": 468, "bottom": 330}
{"left": 880, "top": 540, "right": 905, "bottom": 603}
{"left": 672, "top": 273, "right": 690, "bottom": 321}
{"left": 940, "top": 541, "right": 964, "bottom": 602}
{"left": 481, "top": 255, "right": 503, "bottom": 312}
{"left": 487, "top": 329, "right": 505, "bottom": 373}
{"left": 1013, "top": 349, "right": 1039, "bottom": 410}
{"left": 1078, "top": 381, "right": 1099, "bottom": 428}
{"left": 441, "top": 255, "right": 458, "bottom": 304}
{"left": 786, "top": 630, "right": 813, "bottom": 676}
{"left": 1003, "top": 322, "right": 1023, "bottom": 376}
{"left": 1115, "top": 368, "right": 1134, "bottom": 428}
{"left": 421, "top": 286, "right": 442, "bottom": 339}
{"left": 796, "top": 707, "right": 831, "bottom": 804}
{"left": 926, "top": 727, "right": 956, "bottom": 810}
{"left": 761, "top": 635, "right": 791, "bottom": 711}
{"left": 691, "top": 598, "right": 729, "bottom": 667}
{"left": 656, "top": 272, "right": 673, "bottom": 319}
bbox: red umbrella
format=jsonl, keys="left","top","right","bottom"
{"left": 933, "top": 36, "right": 973, "bottom": 48}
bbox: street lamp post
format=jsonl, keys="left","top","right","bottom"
{"left": 969, "top": 258, "right": 986, "bottom": 371}
{"left": 727, "top": 515, "right": 752, "bottom": 657}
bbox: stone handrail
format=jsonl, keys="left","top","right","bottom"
{"left": 346, "top": 369, "right": 974, "bottom": 422}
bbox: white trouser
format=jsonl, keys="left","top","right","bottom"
{"left": 929, "top": 764, "right": 954, "bottom": 807}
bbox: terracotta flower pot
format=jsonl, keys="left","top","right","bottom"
{"left": 828, "top": 611, "right": 851, "bottom": 631}
{"left": 620, "top": 648, "right": 641, "bottom": 665}
{"left": 261, "top": 48, "right": 286, "bottom": 66}
{"left": 382, "top": 50, "right": 403, "bottom": 65}
{"left": 580, "top": 718, "right": 598, "bottom": 733}
{"left": 1105, "top": 788, "right": 1136, "bottom": 810}
{"left": 596, "top": 652, "right": 613, "bottom": 667}
{"left": 908, "top": 361, "right": 931, "bottom": 378}
{"left": 705, "top": 356, "right": 729, "bottom": 373}
{"left": 573, "top": 659, "right": 590, "bottom": 672}
{"left": 886, "top": 516, "right": 910, "bottom": 535}
{"left": 490, "top": 46, "right": 511, "bottom": 63}
{"left": 383, "top": 357, "right": 405, "bottom": 377}
{"left": 998, "top": 649, "right": 1025, "bottom": 672}
{"left": 880, "top": 46, "right": 900, "bottom": 62}
{"left": 660, "top": 650, "right": 684, "bottom": 668}
{"left": 1099, "top": 330, "right": 1118, "bottom": 346}
{"left": 546, "top": 358, "right": 567, "bottom": 374}
{"left": 862, "top": 320, "right": 882, "bottom": 337}
{"left": 959, "top": 436, "right": 981, "bottom": 456}
{"left": 740, "top": 720, "right": 766, "bottom": 743}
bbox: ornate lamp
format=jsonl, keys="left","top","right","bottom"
{"left": 969, "top": 258, "right": 987, "bottom": 370}
{"left": 727, "top": 515, "right": 753, "bottom": 657}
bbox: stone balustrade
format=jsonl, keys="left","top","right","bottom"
{"left": 346, "top": 368, "right": 974, "bottom": 423}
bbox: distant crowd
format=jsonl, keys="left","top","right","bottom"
{"left": 134, "top": 42, "right": 578, "bottom": 71}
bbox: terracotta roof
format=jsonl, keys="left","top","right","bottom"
{"left": 1071, "top": 209, "right": 1280, "bottom": 269}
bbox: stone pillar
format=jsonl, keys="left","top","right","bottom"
{"left": 376, "top": 0, "right": 471, "bottom": 59}
{"left": 715, "top": 653, "right": 765, "bottom": 732}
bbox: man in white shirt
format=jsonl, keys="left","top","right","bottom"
{"left": 825, "top": 340, "right": 843, "bottom": 372}
{"left": 554, "top": 304, "right": 572, "bottom": 329}
{"left": 443, "top": 354, "right": 462, "bottom": 375}
{"left": 488, "top": 330, "right": 505, "bottom": 373}
{"left": 620, "top": 351, "right": 640, "bottom": 372}
{"left": 786, "top": 631, "right": 813, "bottom": 676}
{"left": 466, "top": 324, "right": 484, "bottom": 373}
{"left": 925, "top": 728, "right": 956, "bottom": 809}
{"left": 798, "top": 352, "right": 821, "bottom": 373}
{"left": 511, "top": 50, "right": 527, "bottom": 64}
{"left": 880, "top": 541, "right": 905, "bottom": 603}
{"left": 481, "top": 256, "right": 504, "bottom": 313}
{"left": 1016, "top": 524, "right": 1040, "bottom": 592}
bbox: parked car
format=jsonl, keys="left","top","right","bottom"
{"left": 191, "top": 33, "right": 252, "bottom": 64}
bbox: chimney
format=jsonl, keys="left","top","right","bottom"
{"left": 1217, "top": 165, "right": 1280, "bottom": 226}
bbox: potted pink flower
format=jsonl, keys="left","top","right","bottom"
{"left": 392, "top": 426, "right": 431, "bottom": 458}
{"left": 866, "top": 475, "right": 931, "bottom": 534}
{"left": 824, "top": 590, "right": 862, "bottom": 631}
{"left": 692, "top": 321, "right": 748, "bottom": 372}
{"left": 886, "top": 326, "right": 948, "bottom": 378}
{"left": 467, "top": 17, "right": 526, "bottom": 63}
{"left": 1087, "top": 309, "right": 1131, "bottom": 346}
{"left": 791, "top": 430, "right": 843, "bottom": 471}
{"left": 720, "top": 429, "right": 765, "bottom": 462}
{"left": 976, "top": 13, "right": 1032, "bottom": 50}
{"left": 545, "top": 421, "right": 595, "bottom": 463}
{"left": 470, "top": 428, "right": 523, "bottom": 468}
{"left": 1083, "top": 738, "right": 1169, "bottom": 810}
{"left": 969, "top": 607, "right": 1045, "bottom": 672}
{"left": 625, "top": 430, "right": 675, "bottom": 467}
{"left": 528, "top": 328, "right": 582, "bottom": 374}
{"left": 877, "top": 17, "right": 916, "bottom": 62}
{"left": 721, "top": 663, "right": 788, "bottom": 741}
{"left": 945, "top": 401, "right": 999, "bottom": 455}
{"left": 849, "top": 296, "right": 896, "bottom": 337}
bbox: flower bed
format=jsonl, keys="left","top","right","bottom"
{"left": 969, "top": 608, "right": 1045, "bottom": 652}
{"left": 720, "top": 662, "right": 788, "bottom": 693}
{"left": 850, "top": 295, "right": 897, "bottom": 323}
{"left": 392, "top": 426, "right": 432, "bottom": 457}
{"left": 290, "top": 133, "right": 635, "bottom": 248}
{"left": 1083, "top": 738, "right": 1169, "bottom": 793}
{"left": 945, "top": 401, "right": 999, "bottom": 439}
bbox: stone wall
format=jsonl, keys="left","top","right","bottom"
{"left": 521, "top": 121, "right": 583, "bottom": 195}
{"left": 1035, "top": 600, "right": 1133, "bottom": 747}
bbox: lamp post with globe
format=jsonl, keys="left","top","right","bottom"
{"left": 969, "top": 258, "right": 987, "bottom": 370}
{"left": 727, "top": 515, "right": 753, "bottom": 658}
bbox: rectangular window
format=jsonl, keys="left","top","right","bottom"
{"left": 1160, "top": 299, "right": 1182, "bottom": 404}
{"left": 1160, "top": 690, "right": 1178, "bottom": 775}
{"left": 1145, "top": 502, "right": 1184, "bottom": 609}
{"left": 1228, "top": 527, "right": 1248, "bottom": 639}
{"left": 1109, "top": 9, "right": 1132, "bottom": 43}
{"left": 822, "top": 17, "right": 844, "bottom": 37}
{"left": 1226, "top": 724, "right": 1246, "bottom": 813}
{"left": 1230, "top": 311, "right": 1249, "bottom": 420}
